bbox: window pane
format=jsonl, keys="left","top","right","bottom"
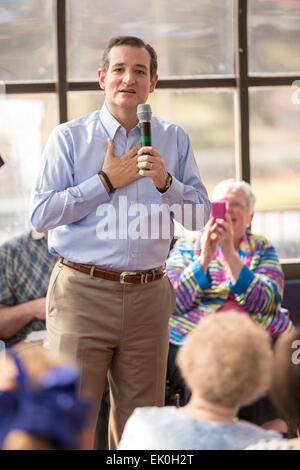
{"left": 67, "top": 91, "right": 105, "bottom": 121}
{"left": 248, "top": 0, "right": 300, "bottom": 74}
{"left": 149, "top": 90, "right": 235, "bottom": 196}
{"left": 250, "top": 87, "right": 300, "bottom": 259}
{"left": 67, "top": 0, "right": 234, "bottom": 80}
{"left": 0, "top": 93, "right": 58, "bottom": 243}
{"left": 0, "top": 0, "right": 55, "bottom": 81}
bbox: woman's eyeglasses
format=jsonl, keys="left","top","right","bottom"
{"left": 226, "top": 201, "right": 248, "bottom": 209}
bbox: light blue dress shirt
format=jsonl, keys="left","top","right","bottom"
{"left": 30, "top": 103, "right": 210, "bottom": 270}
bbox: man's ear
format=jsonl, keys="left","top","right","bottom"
{"left": 149, "top": 74, "right": 158, "bottom": 93}
{"left": 97, "top": 69, "right": 106, "bottom": 90}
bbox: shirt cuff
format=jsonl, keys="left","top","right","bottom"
{"left": 190, "top": 259, "right": 212, "bottom": 290}
{"left": 78, "top": 173, "right": 110, "bottom": 208}
{"left": 159, "top": 175, "right": 183, "bottom": 206}
{"left": 229, "top": 264, "right": 255, "bottom": 295}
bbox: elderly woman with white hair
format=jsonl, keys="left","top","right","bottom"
{"left": 119, "top": 313, "right": 281, "bottom": 450}
{"left": 165, "top": 179, "right": 293, "bottom": 424}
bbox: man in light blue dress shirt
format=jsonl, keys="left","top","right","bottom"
{"left": 30, "top": 36, "right": 210, "bottom": 449}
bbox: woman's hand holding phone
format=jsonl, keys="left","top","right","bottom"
{"left": 199, "top": 217, "right": 219, "bottom": 273}
{"left": 210, "top": 201, "right": 226, "bottom": 240}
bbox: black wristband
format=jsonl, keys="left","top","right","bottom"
{"left": 99, "top": 170, "right": 114, "bottom": 193}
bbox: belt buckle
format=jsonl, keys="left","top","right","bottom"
{"left": 120, "top": 271, "right": 137, "bottom": 285}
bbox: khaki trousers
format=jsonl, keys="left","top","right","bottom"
{"left": 46, "top": 260, "right": 175, "bottom": 449}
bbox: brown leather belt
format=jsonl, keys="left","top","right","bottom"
{"left": 59, "top": 258, "right": 165, "bottom": 284}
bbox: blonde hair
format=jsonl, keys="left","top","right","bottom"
{"left": 177, "top": 312, "right": 272, "bottom": 409}
{"left": 3, "top": 431, "right": 54, "bottom": 451}
{"left": 15, "top": 347, "right": 72, "bottom": 382}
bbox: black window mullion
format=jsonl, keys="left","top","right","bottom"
{"left": 67, "top": 77, "right": 236, "bottom": 92}
{"left": 4, "top": 82, "right": 56, "bottom": 94}
{"left": 233, "top": 0, "right": 250, "bottom": 183}
{"left": 249, "top": 75, "right": 300, "bottom": 87}
{"left": 56, "top": 0, "right": 67, "bottom": 123}
{"left": 5, "top": 74, "right": 299, "bottom": 96}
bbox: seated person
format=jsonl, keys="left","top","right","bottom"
{"left": 246, "top": 327, "right": 300, "bottom": 450}
{"left": 0, "top": 346, "right": 92, "bottom": 450}
{"left": 165, "top": 179, "right": 293, "bottom": 428}
{"left": 118, "top": 312, "right": 282, "bottom": 450}
{"left": 0, "top": 230, "right": 56, "bottom": 348}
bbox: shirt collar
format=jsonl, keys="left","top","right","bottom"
{"left": 100, "top": 102, "right": 141, "bottom": 139}
{"left": 99, "top": 102, "right": 122, "bottom": 139}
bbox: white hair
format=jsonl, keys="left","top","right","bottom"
{"left": 211, "top": 179, "right": 256, "bottom": 212}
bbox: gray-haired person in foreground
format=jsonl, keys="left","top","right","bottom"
{"left": 119, "top": 312, "right": 281, "bottom": 450}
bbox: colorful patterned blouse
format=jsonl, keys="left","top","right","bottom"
{"left": 166, "top": 231, "right": 293, "bottom": 345}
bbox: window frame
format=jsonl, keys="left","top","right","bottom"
{"left": 3, "top": 0, "right": 300, "bottom": 276}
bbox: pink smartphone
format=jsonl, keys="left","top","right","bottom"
{"left": 211, "top": 200, "right": 226, "bottom": 220}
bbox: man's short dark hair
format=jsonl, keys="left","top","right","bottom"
{"left": 102, "top": 36, "right": 158, "bottom": 79}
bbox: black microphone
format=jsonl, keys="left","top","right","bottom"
{"left": 137, "top": 103, "right": 152, "bottom": 146}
